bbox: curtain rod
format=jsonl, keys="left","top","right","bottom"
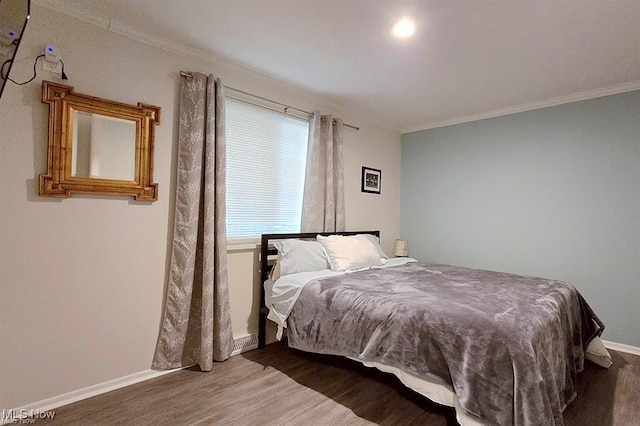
{"left": 180, "top": 71, "right": 359, "bottom": 131}
{"left": 226, "top": 94, "right": 309, "bottom": 122}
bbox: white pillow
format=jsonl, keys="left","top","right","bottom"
{"left": 317, "top": 234, "right": 385, "bottom": 271}
{"left": 273, "top": 239, "right": 330, "bottom": 277}
{"left": 268, "top": 255, "right": 282, "bottom": 281}
{"left": 358, "top": 233, "right": 389, "bottom": 259}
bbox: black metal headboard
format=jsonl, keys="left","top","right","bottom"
{"left": 258, "top": 230, "right": 380, "bottom": 348}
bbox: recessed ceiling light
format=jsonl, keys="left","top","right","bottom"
{"left": 392, "top": 19, "right": 415, "bottom": 38}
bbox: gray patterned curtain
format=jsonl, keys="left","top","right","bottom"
{"left": 152, "top": 73, "right": 233, "bottom": 371}
{"left": 301, "top": 112, "right": 345, "bottom": 232}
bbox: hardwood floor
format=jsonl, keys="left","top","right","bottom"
{"left": 39, "top": 342, "right": 640, "bottom": 425}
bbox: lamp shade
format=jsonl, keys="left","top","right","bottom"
{"left": 392, "top": 239, "right": 409, "bottom": 257}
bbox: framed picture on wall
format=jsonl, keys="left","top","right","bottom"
{"left": 361, "top": 166, "right": 381, "bottom": 194}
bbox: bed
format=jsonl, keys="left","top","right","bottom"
{"left": 258, "top": 231, "right": 612, "bottom": 426}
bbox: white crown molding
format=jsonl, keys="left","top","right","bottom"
{"left": 33, "top": 0, "right": 301, "bottom": 89}
{"left": 402, "top": 80, "right": 640, "bottom": 134}
{"left": 33, "top": 0, "right": 110, "bottom": 28}
{"left": 32, "top": 0, "right": 396, "bottom": 132}
{"left": 33, "top": 1, "right": 638, "bottom": 138}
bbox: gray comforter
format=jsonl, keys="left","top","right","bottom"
{"left": 286, "top": 262, "right": 604, "bottom": 426}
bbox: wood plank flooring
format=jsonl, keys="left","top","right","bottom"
{"left": 39, "top": 341, "right": 640, "bottom": 425}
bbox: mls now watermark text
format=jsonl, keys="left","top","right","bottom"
{"left": 1, "top": 409, "right": 56, "bottom": 424}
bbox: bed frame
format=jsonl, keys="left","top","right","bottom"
{"left": 258, "top": 230, "right": 380, "bottom": 348}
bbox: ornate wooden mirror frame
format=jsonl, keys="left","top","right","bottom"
{"left": 39, "top": 81, "right": 160, "bottom": 201}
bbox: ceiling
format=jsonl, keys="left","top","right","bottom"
{"left": 37, "top": 0, "right": 640, "bottom": 132}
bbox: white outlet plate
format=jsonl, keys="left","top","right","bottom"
{"left": 42, "top": 59, "right": 61, "bottom": 74}
{"left": 42, "top": 44, "right": 62, "bottom": 74}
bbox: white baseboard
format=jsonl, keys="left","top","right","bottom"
{"left": 1, "top": 368, "right": 182, "bottom": 425}
{"left": 602, "top": 340, "right": 640, "bottom": 357}
{"left": 4, "top": 334, "right": 261, "bottom": 424}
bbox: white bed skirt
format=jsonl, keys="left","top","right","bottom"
{"left": 350, "top": 336, "right": 611, "bottom": 426}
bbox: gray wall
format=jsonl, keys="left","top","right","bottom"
{"left": 401, "top": 91, "right": 640, "bottom": 347}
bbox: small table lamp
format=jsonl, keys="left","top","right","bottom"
{"left": 393, "top": 239, "right": 409, "bottom": 257}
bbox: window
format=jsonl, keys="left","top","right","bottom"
{"left": 225, "top": 98, "right": 309, "bottom": 239}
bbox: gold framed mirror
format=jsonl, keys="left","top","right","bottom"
{"left": 39, "top": 81, "right": 160, "bottom": 201}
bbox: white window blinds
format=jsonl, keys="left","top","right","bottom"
{"left": 225, "top": 98, "right": 309, "bottom": 239}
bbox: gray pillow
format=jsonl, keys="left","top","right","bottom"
{"left": 273, "top": 239, "right": 330, "bottom": 277}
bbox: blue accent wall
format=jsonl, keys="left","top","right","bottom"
{"left": 401, "top": 91, "right": 640, "bottom": 347}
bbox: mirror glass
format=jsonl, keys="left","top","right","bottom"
{"left": 0, "top": 0, "right": 30, "bottom": 98}
{"left": 72, "top": 110, "right": 137, "bottom": 181}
